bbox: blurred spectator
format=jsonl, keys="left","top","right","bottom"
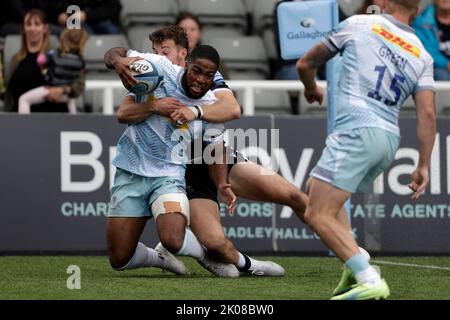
{"left": 0, "top": 0, "right": 63, "bottom": 36}
{"left": 175, "top": 11, "right": 229, "bottom": 79}
{"left": 175, "top": 12, "right": 203, "bottom": 54}
{"left": 51, "top": 0, "right": 122, "bottom": 34}
{"left": 413, "top": 0, "right": 450, "bottom": 80}
{"left": 18, "top": 28, "right": 88, "bottom": 114}
{"left": 4, "top": 9, "right": 76, "bottom": 112}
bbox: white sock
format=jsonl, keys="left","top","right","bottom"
{"left": 176, "top": 228, "right": 206, "bottom": 261}
{"left": 358, "top": 247, "right": 371, "bottom": 261}
{"left": 355, "top": 267, "right": 382, "bottom": 286}
{"left": 115, "top": 242, "right": 165, "bottom": 270}
{"left": 237, "top": 252, "right": 247, "bottom": 268}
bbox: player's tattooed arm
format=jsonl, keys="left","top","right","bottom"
{"left": 104, "top": 47, "right": 140, "bottom": 89}
{"left": 117, "top": 95, "right": 187, "bottom": 124}
{"left": 296, "top": 43, "right": 336, "bottom": 105}
{"left": 296, "top": 43, "right": 336, "bottom": 89}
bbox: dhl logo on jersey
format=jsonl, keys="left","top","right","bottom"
{"left": 372, "top": 24, "right": 420, "bottom": 58}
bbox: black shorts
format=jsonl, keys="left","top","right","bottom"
{"left": 185, "top": 147, "right": 248, "bottom": 204}
{"left": 186, "top": 162, "right": 219, "bottom": 204}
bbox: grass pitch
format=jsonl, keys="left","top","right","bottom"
{"left": 1, "top": 256, "right": 449, "bottom": 300}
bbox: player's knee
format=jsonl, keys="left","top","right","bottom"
{"left": 159, "top": 231, "right": 185, "bottom": 254}
{"left": 108, "top": 248, "right": 134, "bottom": 270}
{"left": 202, "top": 234, "right": 227, "bottom": 254}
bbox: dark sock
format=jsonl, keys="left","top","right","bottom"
{"left": 237, "top": 252, "right": 251, "bottom": 272}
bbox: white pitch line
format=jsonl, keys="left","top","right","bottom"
{"left": 371, "top": 260, "right": 450, "bottom": 271}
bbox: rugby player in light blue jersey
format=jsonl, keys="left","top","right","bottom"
{"left": 104, "top": 44, "right": 240, "bottom": 277}
{"left": 296, "top": 0, "right": 436, "bottom": 300}
{"left": 104, "top": 26, "right": 285, "bottom": 278}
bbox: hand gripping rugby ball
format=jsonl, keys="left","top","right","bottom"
{"left": 128, "top": 59, "right": 163, "bottom": 95}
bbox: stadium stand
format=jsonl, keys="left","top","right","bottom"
{"left": 183, "top": 0, "right": 247, "bottom": 33}
{"left": 3, "top": 34, "right": 58, "bottom": 81}
{"left": 251, "top": 0, "right": 279, "bottom": 33}
{"left": 83, "top": 35, "right": 129, "bottom": 112}
{"left": 208, "top": 35, "right": 270, "bottom": 80}
{"left": 249, "top": 0, "right": 280, "bottom": 66}
{"left": 120, "top": 0, "right": 178, "bottom": 28}
{"left": 85, "top": 35, "right": 129, "bottom": 72}
{"left": 237, "top": 88, "right": 292, "bottom": 115}
{"left": 0, "top": 0, "right": 448, "bottom": 115}
{"left": 202, "top": 27, "right": 245, "bottom": 44}
{"left": 127, "top": 25, "right": 164, "bottom": 52}
{"left": 339, "top": 0, "right": 365, "bottom": 17}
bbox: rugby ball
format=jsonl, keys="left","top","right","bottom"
{"left": 129, "top": 59, "right": 163, "bottom": 95}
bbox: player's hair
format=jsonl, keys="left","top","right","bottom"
{"left": 16, "top": 9, "right": 50, "bottom": 62}
{"left": 59, "top": 28, "right": 89, "bottom": 56}
{"left": 149, "top": 25, "right": 189, "bottom": 51}
{"left": 388, "top": 0, "right": 420, "bottom": 12}
{"left": 188, "top": 45, "right": 220, "bottom": 69}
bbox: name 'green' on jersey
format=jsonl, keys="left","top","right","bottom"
{"left": 322, "top": 14, "right": 435, "bottom": 135}
{"left": 112, "top": 50, "right": 224, "bottom": 178}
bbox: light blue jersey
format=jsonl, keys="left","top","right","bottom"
{"left": 322, "top": 14, "right": 435, "bottom": 135}
{"left": 112, "top": 50, "right": 224, "bottom": 178}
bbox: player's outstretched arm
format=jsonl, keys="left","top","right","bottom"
{"left": 296, "top": 43, "right": 336, "bottom": 105}
{"left": 117, "top": 95, "right": 187, "bottom": 124}
{"left": 409, "top": 90, "right": 436, "bottom": 200}
{"left": 104, "top": 47, "right": 140, "bottom": 90}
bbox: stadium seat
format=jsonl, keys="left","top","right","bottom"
{"left": 250, "top": 0, "right": 280, "bottom": 33}
{"left": 3, "top": 36, "right": 21, "bottom": 81}
{"left": 339, "top": 0, "right": 364, "bottom": 17}
{"left": 184, "top": 0, "right": 247, "bottom": 32}
{"left": 84, "top": 35, "right": 129, "bottom": 72}
{"left": 248, "top": 0, "right": 279, "bottom": 62}
{"left": 236, "top": 89, "right": 292, "bottom": 115}
{"left": 262, "top": 28, "right": 278, "bottom": 60}
{"left": 127, "top": 25, "right": 168, "bottom": 52}
{"left": 242, "top": 0, "right": 257, "bottom": 12}
{"left": 3, "top": 35, "right": 58, "bottom": 81}
{"left": 202, "top": 27, "right": 245, "bottom": 45}
{"left": 121, "top": 0, "right": 178, "bottom": 28}
{"left": 83, "top": 35, "right": 128, "bottom": 113}
{"left": 208, "top": 36, "right": 270, "bottom": 79}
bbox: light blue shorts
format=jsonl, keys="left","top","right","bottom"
{"left": 311, "top": 127, "right": 400, "bottom": 193}
{"left": 107, "top": 168, "right": 186, "bottom": 218}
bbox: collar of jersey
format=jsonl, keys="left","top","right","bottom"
{"left": 176, "top": 69, "right": 187, "bottom": 95}
{"left": 381, "top": 14, "right": 416, "bottom": 34}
